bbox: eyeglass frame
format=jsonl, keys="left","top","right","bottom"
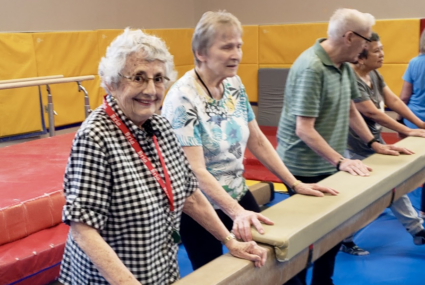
{"left": 118, "top": 72, "right": 170, "bottom": 87}
{"left": 343, "top": 31, "right": 372, "bottom": 43}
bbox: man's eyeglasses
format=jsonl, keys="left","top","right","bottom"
{"left": 347, "top": 31, "right": 372, "bottom": 43}
{"left": 119, "top": 73, "right": 170, "bottom": 88}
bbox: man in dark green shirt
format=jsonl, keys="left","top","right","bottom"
{"left": 278, "top": 8, "right": 412, "bottom": 285}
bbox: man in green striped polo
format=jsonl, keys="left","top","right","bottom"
{"left": 277, "top": 8, "right": 411, "bottom": 285}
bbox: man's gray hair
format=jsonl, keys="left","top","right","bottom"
{"left": 192, "top": 11, "right": 242, "bottom": 66}
{"left": 99, "top": 28, "right": 177, "bottom": 91}
{"left": 327, "top": 8, "right": 375, "bottom": 41}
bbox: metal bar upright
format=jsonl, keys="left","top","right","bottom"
{"left": 77, "top": 81, "right": 91, "bottom": 118}
{"left": 45, "top": 84, "right": 55, "bottom": 137}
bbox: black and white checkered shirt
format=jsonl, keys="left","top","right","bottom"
{"left": 59, "top": 94, "right": 198, "bottom": 285}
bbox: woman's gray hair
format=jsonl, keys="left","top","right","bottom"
{"left": 99, "top": 28, "right": 177, "bottom": 91}
{"left": 192, "top": 11, "right": 242, "bottom": 66}
{"left": 327, "top": 8, "right": 375, "bottom": 41}
{"left": 420, "top": 29, "right": 425, "bottom": 54}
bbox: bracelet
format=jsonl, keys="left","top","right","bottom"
{"left": 336, "top": 157, "right": 345, "bottom": 171}
{"left": 291, "top": 180, "right": 302, "bottom": 190}
{"left": 223, "top": 233, "right": 236, "bottom": 244}
{"left": 367, "top": 138, "right": 379, "bottom": 148}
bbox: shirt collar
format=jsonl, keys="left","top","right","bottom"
{"left": 313, "top": 38, "right": 335, "bottom": 67}
{"left": 105, "top": 93, "right": 149, "bottom": 137}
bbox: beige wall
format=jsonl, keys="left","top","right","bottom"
{"left": 0, "top": 0, "right": 198, "bottom": 32}
{"left": 1, "top": 0, "right": 424, "bottom": 32}
{"left": 198, "top": 0, "right": 425, "bottom": 25}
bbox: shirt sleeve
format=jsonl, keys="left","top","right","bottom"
{"left": 353, "top": 78, "right": 372, "bottom": 103}
{"left": 402, "top": 61, "right": 413, "bottom": 84}
{"left": 291, "top": 67, "right": 322, "bottom": 117}
{"left": 162, "top": 83, "right": 203, "bottom": 147}
{"left": 376, "top": 70, "right": 387, "bottom": 89}
{"left": 62, "top": 132, "right": 111, "bottom": 230}
{"left": 348, "top": 65, "right": 361, "bottom": 100}
{"left": 235, "top": 76, "right": 255, "bottom": 122}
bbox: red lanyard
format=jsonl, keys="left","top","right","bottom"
{"left": 103, "top": 96, "right": 174, "bottom": 212}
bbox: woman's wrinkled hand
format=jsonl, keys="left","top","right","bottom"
{"left": 293, "top": 182, "right": 338, "bottom": 197}
{"left": 225, "top": 239, "right": 267, "bottom": 268}
{"left": 232, "top": 210, "right": 274, "bottom": 241}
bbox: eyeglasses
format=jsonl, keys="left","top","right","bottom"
{"left": 119, "top": 73, "right": 170, "bottom": 88}
{"left": 350, "top": 31, "right": 372, "bottom": 43}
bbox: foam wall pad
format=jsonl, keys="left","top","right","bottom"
{"left": 378, "top": 64, "right": 409, "bottom": 96}
{"left": 0, "top": 33, "right": 42, "bottom": 137}
{"left": 145, "top": 29, "right": 194, "bottom": 66}
{"left": 241, "top": 26, "right": 259, "bottom": 64}
{"left": 33, "top": 31, "right": 99, "bottom": 77}
{"left": 237, "top": 64, "right": 259, "bottom": 102}
{"left": 173, "top": 65, "right": 195, "bottom": 81}
{"left": 97, "top": 29, "right": 123, "bottom": 61}
{"left": 0, "top": 33, "right": 38, "bottom": 80}
{"left": 259, "top": 23, "right": 328, "bottom": 65}
{"left": 0, "top": 87, "right": 43, "bottom": 137}
{"left": 373, "top": 19, "right": 420, "bottom": 64}
{"left": 257, "top": 68, "right": 289, "bottom": 126}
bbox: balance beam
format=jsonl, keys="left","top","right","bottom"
{"left": 174, "top": 136, "right": 425, "bottom": 285}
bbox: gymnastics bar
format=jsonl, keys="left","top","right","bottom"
{"left": 0, "top": 75, "right": 63, "bottom": 84}
{"left": 174, "top": 136, "right": 425, "bottom": 284}
{"left": 0, "top": 75, "right": 95, "bottom": 137}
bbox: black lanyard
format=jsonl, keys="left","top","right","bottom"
{"left": 194, "top": 69, "right": 214, "bottom": 99}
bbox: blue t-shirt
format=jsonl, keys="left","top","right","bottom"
{"left": 403, "top": 54, "right": 425, "bottom": 128}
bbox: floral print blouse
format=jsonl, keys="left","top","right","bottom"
{"left": 162, "top": 71, "right": 255, "bottom": 207}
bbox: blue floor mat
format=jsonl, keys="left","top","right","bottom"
{"left": 178, "top": 187, "right": 424, "bottom": 284}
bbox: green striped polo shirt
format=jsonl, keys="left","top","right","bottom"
{"left": 276, "top": 38, "right": 360, "bottom": 176}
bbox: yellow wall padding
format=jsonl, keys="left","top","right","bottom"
{"left": 259, "top": 64, "right": 292, "bottom": 69}
{"left": 372, "top": 20, "right": 419, "bottom": 96}
{"left": 0, "top": 33, "right": 42, "bottom": 137}
{"left": 373, "top": 19, "right": 419, "bottom": 64}
{"left": 32, "top": 31, "right": 99, "bottom": 77}
{"left": 259, "top": 23, "right": 328, "bottom": 65}
{"left": 174, "top": 65, "right": 195, "bottom": 80}
{"left": 0, "top": 33, "right": 38, "bottom": 80}
{"left": 378, "top": 64, "right": 409, "bottom": 96}
{"left": 2, "top": 19, "right": 422, "bottom": 137}
{"left": 241, "top": 26, "right": 258, "bottom": 64}
{"left": 146, "top": 29, "right": 194, "bottom": 67}
{"left": 238, "top": 64, "right": 259, "bottom": 102}
{"left": 97, "top": 29, "right": 123, "bottom": 63}
{"left": 0, "top": 87, "right": 43, "bottom": 137}
{"left": 33, "top": 31, "right": 100, "bottom": 127}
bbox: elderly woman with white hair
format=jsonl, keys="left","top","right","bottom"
{"left": 162, "top": 11, "right": 336, "bottom": 272}
{"left": 59, "top": 28, "right": 267, "bottom": 285}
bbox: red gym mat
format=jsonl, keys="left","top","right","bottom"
{"left": 0, "top": 133, "right": 75, "bottom": 209}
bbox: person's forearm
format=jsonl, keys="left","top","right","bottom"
{"left": 361, "top": 109, "right": 412, "bottom": 134}
{"left": 297, "top": 127, "right": 343, "bottom": 166}
{"left": 192, "top": 168, "right": 245, "bottom": 219}
{"left": 247, "top": 131, "right": 298, "bottom": 186}
{"left": 71, "top": 222, "right": 141, "bottom": 285}
{"left": 349, "top": 102, "right": 375, "bottom": 143}
{"left": 386, "top": 97, "right": 424, "bottom": 129}
{"left": 183, "top": 190, "right": 230, "bottom": 241}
